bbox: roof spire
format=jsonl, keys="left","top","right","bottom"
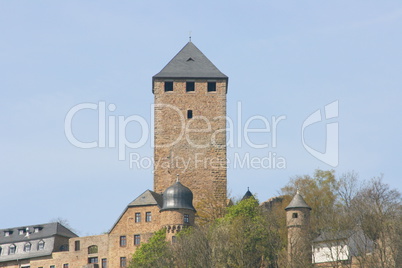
{"left": 176, "top": 174, "right": 179, "bottom": 182}
{"left": 189, "top": 30, "right": 192, "bottom": 42}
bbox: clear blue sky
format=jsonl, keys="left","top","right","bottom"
{"left": 1, "top": 1, "right": 401, "bottom": 235}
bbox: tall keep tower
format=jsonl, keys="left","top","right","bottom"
{"left": 152, "top": 42, "right": 228, "bottom": 209}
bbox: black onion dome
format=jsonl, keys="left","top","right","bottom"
{"left": 160, "top": 181, "right": 196, "bottom": 212}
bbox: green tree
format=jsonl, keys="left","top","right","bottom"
{"left": 129, "top": 229, "right": 173, "bottom": 268}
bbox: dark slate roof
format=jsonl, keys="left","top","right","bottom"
{"left": 153, "top": 42, "right": 228, "bottom": 80}
{"left": 241, "top": 188, "right": 253, "bottom": 201}
{"left": 285, "top": 192, "right": 312, "bottom": 210}
{"left": 160, "top": 181, "right": 196, "bottom": 212}
{"left": 128, "top": 190, "right": 163, "bottom": 207}
{"left": 314, "top": 229, "right": 355, "bottom": 243}
{"left": 0, "top": 222, "right": 77, "bottom": 244}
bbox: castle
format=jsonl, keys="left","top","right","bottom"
{"left": 0, "top": 42, "right": 311, "bottom": 268}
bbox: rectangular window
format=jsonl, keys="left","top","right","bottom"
{"left": 135, "top": 212, "right": 141, "bottom": 223}
{"left": 4, "top": 231, "right": 10, "bottom": 237}
{"left": 184, "top": 214, "right": 190, "bottom": 223}
{"left": 172, "top": 236, "right": 177, "bottom": 243}
{"left": 120, "top": 236, "right": 127, "bottom": 247}
{"left": 120, "top": 257, "right": 127, "bottom": 267}
{"left": 63, "top": 264, "right": 69, "bottom": 268}
{"left": 292, "top": 213, "right": 298, "bottom": 218}
{"left": 50, "top": 266, "right": 55, "bottom": 268}
{"left": 88, "top": 257, "right": 98, "bottom": 263}
{"left": 187, "top": 110, "right": 193, "bottom": 119}
{"left": 34, "top": 227, "right": 40, "bottom": 233}
{"left": 102, "top": 258, "right": 107, "bottom": 268}
{"left": 146, "top": 212, "right": 152, "bottom": 222}
{"left": 207, "top": 82, "right": 216, "bottom": 92}
{"left": 75, "top": 240, "right": 80, "bottom": 251}
{"left": 134, "top": 235, "right": 141, "bottom": 245}
{"left": 186, "top": 81, "right": 195, "bottom": 92}
{"left": 164, "top": 81, "right": 173, "bottom": 92}
{"left": 19, "top": 229, "right": 25, "bottom": 235}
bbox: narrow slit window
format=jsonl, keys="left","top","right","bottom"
{"left": 207, "top": 82, "right": 216, "bottom": 92}
{"left": 186, "top": 82, "right": 195, "bottom": 92}
{"left": 164, "top": 81, "right": 173, "bottom": 92}
{"left": 187, "top": 110, "right": 193, "bottom": 119}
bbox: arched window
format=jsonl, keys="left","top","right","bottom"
{"left": 24, "top": 242, "right": 31, "bottom": 252}
{"left": 9, "top": 244, "right": 16, "bottom": 255}
{"left": 38, "top": 240, "right": 45, "bottom": 250}
{"left": 88, "top": 245, "right": 98, "bottom": 254}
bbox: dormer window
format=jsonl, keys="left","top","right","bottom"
{"left": 9, "top": 244, "right": 16, "bottom": 255}
{"left": 19, "top": 229, "right": 25, "bottom": 235}
{"left": 24, "top": 242, "right": 31, "bottom": 252}
{"left": 34, "top": 227, "right": 41, "bottom": 233}
{"left": 4, "top": 231, "right": 11, "bottom": 237}
{"left": 38, "top": 240, "right": 45, "bottom": 250}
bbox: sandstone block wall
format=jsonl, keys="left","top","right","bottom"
{"left": 153, "top": 79, "right": 227, "bottom": 209}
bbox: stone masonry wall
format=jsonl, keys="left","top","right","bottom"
{"left": 153, "top": 79, "right": 227, "bottom": 209}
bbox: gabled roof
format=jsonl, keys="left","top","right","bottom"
{"left": 0, "top": 222, "right": 77, "bottom": 244}
{"left": 109, "top": 190, "right": 162, "bottom": 233}
{"left": 153, "top": 42, "right": 228, "bottom": 80}
{"left": 313, "top": 229, "right": 355, "bottom": 243}
{"left": 128, "top": 190, "right": 163, "bottom": 207}
{"left": 285, "top": 192, "right": 311, "bottom": 210}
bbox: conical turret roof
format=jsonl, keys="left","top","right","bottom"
{"left": 153, "top": 42, "right": 228, "bottom": 79}
{"left": 241, "top": 187, "right": 253, "bottom": 201}
{"left": 285, "top": 191, "right": 311, "bottom": 210}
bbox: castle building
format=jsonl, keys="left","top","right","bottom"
{"left": 0, "top": 41, "right": 227, "bottom": 268}
{"left": 2, "top": 41, "right": 344, "bottom": 268}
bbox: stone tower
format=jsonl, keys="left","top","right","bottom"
{"left": 160, "top": 177, "right": 196, "bottom": 241}
{"left": 285, "top": 191, "right": 312, "bottom": 267}
{"left": 152, "top": 42, "right": 228, "bottom": 209}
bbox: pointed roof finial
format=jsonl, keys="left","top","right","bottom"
{"left": 189, "top": 31, "right": 192, "bottom": 42}
{"left": 176, "top": 174, "right": 179, "bottom": 182}
{"left": 296, "top": 188, "right": 300, "bottom": 195}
